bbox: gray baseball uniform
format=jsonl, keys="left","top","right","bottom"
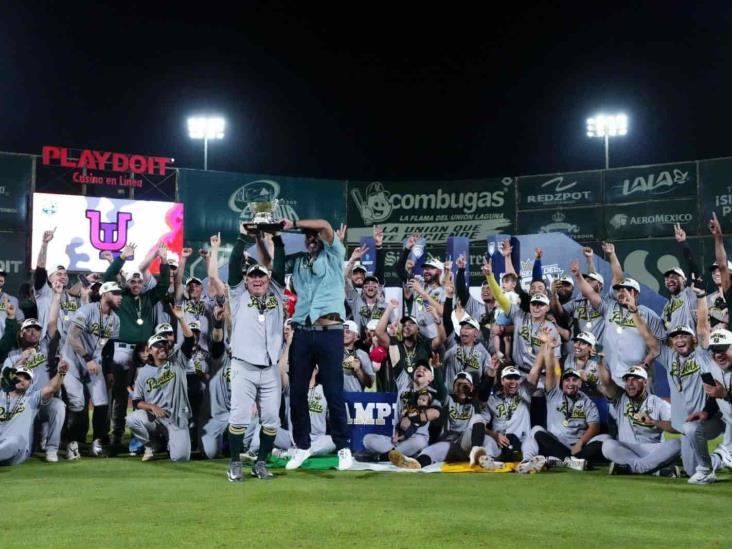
{"left": 305, "top": 384, "right": 335, "bottom": 455}
{"left": 545, "top": 384, "right": 600, "bottom": 447}
{"left": 0, "top": 294, "right": 24, "bottom": 339}
{"left": 61, "top": 302, "right": 120, "bottom": 412}
{"left": 34, "top": 284, "right": 79, "bottom": 342}
{"left": 342, "top": 347, "right": 374, "bottom": 392}
{"left": 201, "top": 353, "right": 231, "bottom": 459}
{"left": 0, "top": 389, "right": 45, "bottom": 465}
{"left": 178, "top": 296, "right": 215, "bottom": 350}
{"left": 563, "top": 297, "right": 605, "bottom": 342}
{"left": 509, "top": 304, "right": 561, "bottom": 372}
{"left": 444, "top": 343, "right": 490, "bottom": 388}
{"left": 486, "top": 384, "right": 532, "bottom": 441}
{"left": 661, "top": 287, "right": 698, "bottom": 333}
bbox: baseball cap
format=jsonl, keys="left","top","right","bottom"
{"left": 185, "top": 276, "right": 203, "bottom": 285}
{"left": 583, "top": 272, "right": 605, "bottom": 286}
{"left": 14, "top": 366, "right": 34, "bottom": 381}
{"left": 352, "top": 263, "right": 367, "bottom": 273}
{"left": 423, "top": 257, "right": 444, "bottom": 270}
{"left": 530, "top": 293, "right": 550, "bottom": 306}
{"left": 622, "top": 365, "right": 648, "bottom": 380}
{"left": 20, "top": 318, "right": 43, "bottom": 330}
{"left": 245, "top": 264, "right": 270, "bottom": 277}
{"left": 709, "top": 260, "right": 732, "bottom": 271}
{"left": 663, "top": 267, "right": 686, "bottom": 279}
{"left": 99, "top": 281, "right": 123, "bottom": 295}
{"left": 363, "top": 274, "right": 380, "bottom": 285}
{"left": 147, "top": 334, "right": 169, "bottom": 347}
{"left": 166, "top": 252, "right": 180, "bottom": 268}
{"left": 459, "top": 317, "right": 480, "bottom": 330}
{"left": 562, "top": 368, "right": 582, "bottom": 379}
{"left": 366, "top": 319, "right": 379, "bottom": 331}
{"left": 344, "top": 320, "right": 359, "bottom": 334}
{"left": 413, "top": 358, "right": 434, "bottom": 375}
{"left": 612, "top": 277, "right": 640, "bottom": 293}
{"left": 188, "top": 320, "right": 202, "bottom": 332}
{"left": 125, "top": 269, "right": 143, "bottom": 283}
{"left": 154, "top": 322, "right": 174, "bottom": 335}
{"left": 501, "top": 365, "right": 522, "bottom": 379}
{"left": 667, "top": 325, "right": 695, "bottom": 338}
{"left": 557, "top": 275, "right": 574, "bottom": 286}
{"left": 454, "top": 371, "right": 474, "bottom": 386}
{"left": 400, "top": 315, "right": 419, "bottom": 326}
{"left": 708, "top": 329, "right": 732, "bottom": 351}
{"left": 573, "top": 331, "right": 596, "bottom": 347}
{"left": 49, "top": 265, "right": 67, "bottom": 278}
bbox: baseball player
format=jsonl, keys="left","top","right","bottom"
{"left": 523, "top": 333, "right": 609, "bottom": 471}
{"left": 389, "top": 371, "right": 491, "bottom": 469}
{"left": 2, "top": 281, "right": 64, "bottom": 462}
{"left": 0, "top": 269, "right": 24, "bottom": 339}
{"left": 361, "top": 359, "right": 442, "bottom": 460}
{"left": 443, "top": 317, "right": 490, "bottom": 388}
{"left": 126, "top": 305, "right": 195, "bottom": 462}
{"left": 453, "top": 255, "right": 499, "bottom": 348}
{"left": 200, "top": 307, "right": 231, "bottom": 459}
{"left": 225, "top": 225, "right": 286, "bottom": 482}
{"left": 61, "top": 281, "right": 122, "bottom": 459}
{"left": 342, "top": 320, "right": 374, "bottom": 391}
{"left": 660, "top": 266, "right": 698, "bottom": 333}
{"left": 0, "top": 360, "right": 69, "bottom": 466}
{"left": 597, "top": 363, "right": 681, "bottom": 476}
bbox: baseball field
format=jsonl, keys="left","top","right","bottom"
{"left": 1, "top": 453, "right": 731, "bottom": 548}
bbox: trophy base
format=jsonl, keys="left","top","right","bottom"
{"left": 241, "top": 222, "right": 284, "bottom": 234}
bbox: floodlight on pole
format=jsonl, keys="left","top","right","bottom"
{"left": 187, "top": 116, "right": 225, "bottom": 170}
{"left": 586, "top": 113, "right": 628, "bottom": 169}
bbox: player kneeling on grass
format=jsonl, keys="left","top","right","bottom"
{"left": 597, "top": 362, "right": 681, "bottom": 477}
{"left": 0, "top": 360, "right": 69, "bottom": 466}
{"left": 361, "top": 359, "right": 441, "bottom": 461}
{"left": 470, "top": 364, "right": 543, "bottom": 473}
{"left": 522, "top": 330, "right": 609, "bottom": 471}
{"left": 126, "top": 305, "right": 194, "bottom": 462}
{"left": 389, "top": 371, "right": 490, "bottom": 470}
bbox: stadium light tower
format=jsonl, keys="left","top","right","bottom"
{"left": 586, "top": 113, "right": 628, "bottom": 169}
{"left": 187, "top": 116, "right": 225, "bottom": 170}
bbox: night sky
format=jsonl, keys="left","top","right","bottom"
{"left": 2, "top": 2, "right": 731, "bottom": 180}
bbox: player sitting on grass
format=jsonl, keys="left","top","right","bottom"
{"left": 389, "top": 371, "right": 490, "bottom": 470}
{"left": 126, "top": 305, "right": 195, "bottom": 463}
{"left": 522, "top": 329, "right": 609, "bottom": 471}
{"left": 361, "top": 359, "right": 441, "bottom": 461}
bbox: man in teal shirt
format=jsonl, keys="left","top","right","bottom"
{"left": 278, "top": 218, "right": 352, "bottom": 471}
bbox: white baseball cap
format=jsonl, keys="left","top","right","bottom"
{"left": 185, "top": 276, "right": 203, "bottom": 285}
{"left": 454, "top": 371, "right": 474, "bottom": 386}
{"left": 459, "top": 317, "right": 480, "bottom": 330}
{"left": 613, "top": 278, "right": 640, "bottom": 293}
{"left": 708, "top": 329, "right": 732, "bottom": 348}
{"left": 154, "top": 322, "right": 174, "bottom": 335}
{"left": 573, "top": 331, "right": 596, "bottom": 347}
{"left": 562, "top": 368, "right": 582, "bottom": 379}
{"left": 147, "top": 334, "right": 169, "bottom": 347}
{"left": 709, "top": 260, "right": 732, "bottom": 271}
{"left": 501, "top": 366, "right": 522, "bottom": 379}
{"left": 245, "top": 264, "right": 270, "bottom": 277}
{"left": 663, "top": 267, "right": 686, "bottom": 279}
{"left": 188, "top": 320, "right": 202, "bottom": 332}
{"left": 557, "top": 275, "right": 574, "bottom": 287}
{"left": 583, "top": 272, "right": 605, "bottom": 286}
{"left": 99, "top": 281, "right": 123, "bottom": 295}
{"left": 423, "top": 257, "right": 444, "bottom": 270}
{"left": 20, "top": 318, "right": 43, "bottom": 330}
{"left": 623, "top": 365, "right": 648, "bottom": 380}
{"left": 400, "top": 315, "right": 419, "bottom": 326}
{"left": 530, "top": 293, "right": 550, "bottom": 306}
{"left": 166, "top": 252, "right": 180, "bottom": 268}
{"left": 344, "top": 320, "right": 359, "bottom": 334}
{"left": 667, "top": 325, "right": 695, "bottom": 338}
{"left": 352, "top": 262, "right": 367, "bottom": 273}
{"left": 125, "top": 270, "right": 143, "bottom": 283}
{"left": 14, "top": 366, "right": 34, "bottom": 381}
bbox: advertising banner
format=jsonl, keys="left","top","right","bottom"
{"left": 604, "top": 199, "right": 699, "bottom": 239}
{"left": 178, "top": 169, "right": 346, "bottom": 243}
{"left": 0, "top": 231, "right": 29, "bottom": 293}
{"left": 699, "top": 157, "right": 732, "bottom": 224}
{"left": 344, "top": 391, "right": 397, "bottom": 452}
{"left": 31, "top": 192, "right": 183, "bottom": 273}
{"left": 604, "top": 161, "right": 697, "bottom": 204}
{"left": 0, "top": 153, "right": 32, "bottom": 231}
{"left": 36, "top": 145, "right": 177, "bottom": 200}
{"left": 517, "top": 206, "right": 603, "bottom": 242}
{"left": 346, "top": 178, "right": 516, "bottom": 245}
{"left": 517, "top": 170, "right": 602, "bottom": 210}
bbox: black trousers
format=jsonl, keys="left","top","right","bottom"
{"left": 535, "top": 430, "right": 605, "bottom": 464}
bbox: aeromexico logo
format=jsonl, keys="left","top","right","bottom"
{"left": 86, "top": 210, "right": 132, "bottom": 259}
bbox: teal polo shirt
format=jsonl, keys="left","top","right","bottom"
{"left": 291, "top": 235, "right": 346, "bottom": 324}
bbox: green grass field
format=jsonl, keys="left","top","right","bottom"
{"left": 2, "top": 452, "right": 731, "bottom": 548}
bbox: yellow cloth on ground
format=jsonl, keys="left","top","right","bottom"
{"left": 440, "top": 462, "right": 519, "bottom": 473}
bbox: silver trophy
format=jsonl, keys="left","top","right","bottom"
{"left": 241, "top": 198, "right": 282, "bottom": 233}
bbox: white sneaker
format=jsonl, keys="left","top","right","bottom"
{"left": 469, "top": 446, "right": 487, "bottom": 467}
{"left": 563, "top": 456, "right": 587, "bottom": 471}
{"left": 66, "top": 441, "right": 81, "bottom": 461}
{"left": 285, "top": 448, "right": 312, "bottom": 470}
{"left": 337, "top": 448, "right": 353, "bottom": 471}
{"left": 239, "top": 449, "right": 258, "bottom": 464}
{"left": 713, "top": 445, "right": 732, "bottom": 470}
{"left": 479, "top": 455, "right": 505, "bottom": 470}
{"left": 688, "top": 469, "right": 717, "bottom": 485}
{"left": 545, "top": 456, "right": 565, "bottom": 469}
{"left": 271, "top": 448, "right": 289, "bottom": 459}
{"left": 141, "top": 446, "right": 155, "bottom": 462}
{"left": 91, "top": 439, "right": 105, "bottom": 457}
{"left": 516, "top": 455, "right": 545, "bottom": 474}
{"left": 45, "top": 450, "right": 59, "bottom": 463}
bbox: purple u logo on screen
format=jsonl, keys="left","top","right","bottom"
{"left": 86, "top": 210, "right": 133, "bottom": 259}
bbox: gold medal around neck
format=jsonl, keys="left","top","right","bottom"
{"left": 616, "top": 326, "right": 623, "bottom": 334}
{"left": 562, "top": 419, "right": 570, "bottom": 427}
{"left": 585, "top": 321, "right": 592, "bottom": 329}
{"left": 258, "top": 314, "right": 265, "bottom": 322}
{"left": 136, "top": 318, "right": 144, "bottom": 325}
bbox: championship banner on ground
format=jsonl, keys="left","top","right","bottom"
{"left": 178, "top": 169, "right": 346, "bottom": 242}
{"left": 36, "top": 145, "right": 177, "bottom": 201}
{"left": 344, "top": 392, "right": 397, "bottom": 452}
{"left": 604, "top": 161, "right": 698, "bottom": 203}
{"left": 31, "top": 192, "right": 183, "bottom": 274}
{"left": 346, "top": 178, "right": 516, "bottom": 244}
